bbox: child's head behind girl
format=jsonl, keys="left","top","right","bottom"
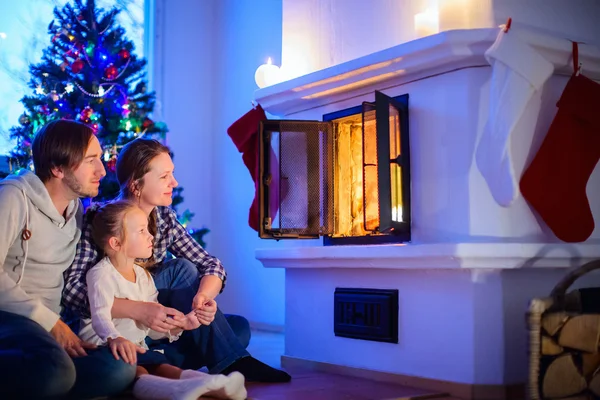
{"left": 91, "top": 200, "right": 154, "bottom": 267}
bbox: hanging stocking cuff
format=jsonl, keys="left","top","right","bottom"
{"left": 227, "top": 104, "right": 267, "bottom": 153}
{"left": 485, "top": 30, "right": 554, "bottom": 91}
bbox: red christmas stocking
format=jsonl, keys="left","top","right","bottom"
{"left": 520, "top": 43, "right": 600, "bottom": 242}
{"left": 227, "top": 104, "right": 266, "bottom": 153}
{"left": 227, "top": 105, "right": 281, "bottom": 232}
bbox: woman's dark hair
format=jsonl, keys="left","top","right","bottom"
{"left": 32, "top": 120, "right": 95, "bottom": 183}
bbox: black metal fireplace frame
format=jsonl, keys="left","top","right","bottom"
{"left": 322, "top": 93, "right": 411, "bottom": 246}
{"left": 258, "top": 91, "right": 411, "bottom": 246}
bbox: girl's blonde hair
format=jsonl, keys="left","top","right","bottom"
{"left": 91, "top": 200, "right": 154, "bottom": 269}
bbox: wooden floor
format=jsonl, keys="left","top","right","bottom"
{"left": 210, "top": 330, "right": 454, "bottom": 400}
{"left": 242, "top": 365, "right": 451, "bottom": 400}
{"left": 112, "top": 330, "right": 464, "bottom": 400}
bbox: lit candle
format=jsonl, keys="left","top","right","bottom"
{"left": 254, "top": 57, "right": 281, "bottom": 89}
{"left": 414, "top": 7, "right": 440, "bottom": 38}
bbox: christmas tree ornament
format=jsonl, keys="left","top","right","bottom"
{"left": 19, "top": 114, "right": 30, "bottom": 125}
{"left": 38, "top": 105, "right": 50, "bottom": 115}
{"left": 48, "top": 91, "right": 60, "bottom": 102}
{"left": 80, "top": 106, "right": 93, "bottom": 121}
{"left": 104, "top": 64, "right": 118, "bottom": 80}
{"left": 71, "top": 59, "right": 84, "bottom": 73}
{"left": 118, "top": 48, "right": 130, "bottom": 59}
{"left": 85, "top": 42, "right": 95, "bottom": 57}
{"left": 475, "top": 27, "right": 553, "bottom": 207}
{"left": 520, "top": 42, "right": 600, "bottom": 243}
{"left": 142, "top": 118, "right": 154, "bottom": 130}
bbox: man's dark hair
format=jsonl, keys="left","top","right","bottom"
{"left": 31, "top": 120, "right": 95, "bottom": 182}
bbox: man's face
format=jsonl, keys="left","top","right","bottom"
{"left": 63, "top": 136, "right": 106, "bottom": 198}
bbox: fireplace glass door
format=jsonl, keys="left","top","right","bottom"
{"left": 258, "top": 91, "right": 410, "bottom": 245}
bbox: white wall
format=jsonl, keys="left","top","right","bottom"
{"left": 153, "top": 0, "right": 285, "bottom": 326}
{"left": 281, "top": 0, "right": 600, "bottom": 79}
{"left": 211, "top": 0, "right": 285, "bottom": 327}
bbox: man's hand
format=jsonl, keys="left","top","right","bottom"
{"left": 135, "top": 302, "right": 186, "bottom": 333}
{"left": 107, "top": 337, "right": 146, "bottom": 365}
{"left": 193, "top": 297, "right": 217, "bottom": 326}
{"left": 50, "top": 319, "right": 97, "bottom": 357}
{"left": 192, "top": 292, "right": 210, "bottom": 311}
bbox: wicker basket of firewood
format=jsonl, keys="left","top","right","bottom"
{"left": 529, "top": 259, "right": 600, "bottom": 400}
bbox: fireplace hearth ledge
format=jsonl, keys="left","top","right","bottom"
{"left": 255, "top": 242, "right": 600, "bottom": 270}
{"left": 254, "top": 27, "right": 600, "bottom": 117}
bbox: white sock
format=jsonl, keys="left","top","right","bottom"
{"left": 180, "top": 369, "right": 247, "bottom": 400}
{"left": 475, "top": 28, "right": 553, "bottom": 207}
{"left": 180, "top": 369, "right": 211, "bottom": 380}
{"left": 133, "top": 374, "right": 222, "bottom": 400}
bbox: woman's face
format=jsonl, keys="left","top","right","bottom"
{"left": 137, "top": 152, "right": 178, "bottom": 210}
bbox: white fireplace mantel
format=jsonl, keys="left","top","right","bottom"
{"left": 254, "top": 27, "right": 600, "bottom": 117}
{"left": 256, "top": 242, "right": 600, "bottom": 270}
{"left": 253, "top": 27, "right": 600, "bottom": 273}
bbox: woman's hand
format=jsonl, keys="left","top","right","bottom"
{"left": 107, "top": 336, "right": 146, "bottom": 365}
{"left": 133, "top": 301, "right": 186, "bottom": 332}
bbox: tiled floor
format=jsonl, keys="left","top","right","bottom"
{"left": 239, "top": 331, "right": 449, "bottom": 400}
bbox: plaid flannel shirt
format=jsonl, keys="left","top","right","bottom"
{"left": 62, "top": 205, "right": 227, "bottom": 318}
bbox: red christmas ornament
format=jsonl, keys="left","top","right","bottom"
{"left": 106, "top": 156, "right": 117, "bottom": 172}
{"left": 142, "top": 118, "right": 154, "bottom": 130}
{"left": 104, "top": 64, "right": 118, "bottom": 80}
{"left": 77, "top": 13, "right": 84, "bottom": 21}
{"left": 118, "top": 49, "right": 130, "bottom": 60}
{"left": 71, "top": 59, "right": 84, "bottom": 73}
{"left": 80, "top": 106, "right": 93, "bottom": 121}
{"left": 39, "top": 105, "right": 50, "bottom": 115}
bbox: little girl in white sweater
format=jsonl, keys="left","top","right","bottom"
{"left": 79, "top": 200, "right": 246, "bottom": 400}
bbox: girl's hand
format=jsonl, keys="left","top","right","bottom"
{"left": 107, "top": 336, "right": 146, "bottom": 365}
{"left": 182, "top": 311, "right": 201, "bottom": 331}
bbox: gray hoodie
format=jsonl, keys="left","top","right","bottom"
{"left": 0, "top": 170, "right": 82, "bottom": 331}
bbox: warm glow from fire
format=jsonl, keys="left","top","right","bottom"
{"left": 333, "top": 113, "right": 379, "bottom": 237}
{"left": 332, "top": 107, "right": 404, "bottom": 236}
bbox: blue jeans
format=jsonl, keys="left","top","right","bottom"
{"left": 0, "top": 310, "right": 136, "bottom": 399}
{"left": 152, "top": 258, "right": 251, "bottom": 373}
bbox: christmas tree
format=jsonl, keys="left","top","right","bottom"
{"left": 6, "top": 0, "right": 209, "bottom": 246}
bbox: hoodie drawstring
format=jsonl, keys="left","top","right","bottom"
{"left": 15, "top": 189, "right": 31, "bottom": 285}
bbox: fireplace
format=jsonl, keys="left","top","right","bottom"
{"left": 258, "top": 91, "right": 411, "bottom": 245}
{"left": 252, "top": 27, "right": 600, "bottom": 398}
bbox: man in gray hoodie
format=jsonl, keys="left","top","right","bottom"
{"left": 0, "top": 120, "right": 136, "bottom": 399}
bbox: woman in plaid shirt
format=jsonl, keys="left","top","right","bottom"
{"left": 63, "top": 138, "right": 291, "bottom": 383}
